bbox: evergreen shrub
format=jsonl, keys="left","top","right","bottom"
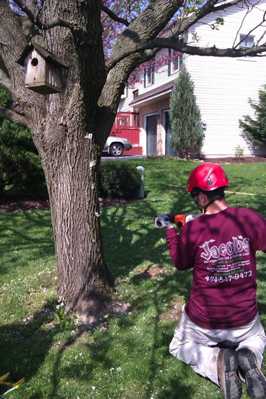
{"left": 170, "top": 67, "right": 205, "bottom": 158}
{"left": 240, "top": 84, "right": 266, "bottom": 145}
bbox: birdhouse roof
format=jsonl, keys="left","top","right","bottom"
{"left": 17, "top": 43, "right": 68, "bottom": 68}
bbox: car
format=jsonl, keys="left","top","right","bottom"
{"left": 103, "top": 136, "right": 133, "bottom": 157}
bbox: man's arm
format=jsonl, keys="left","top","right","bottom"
{"left": 253, "top": 211, "right": 266, "bottom": 252}
{"left": 165, "top": 226, "right": 193, "bottom": 270}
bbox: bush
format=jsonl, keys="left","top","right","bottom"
{"left": 0, "top": 85, "right": 47, "bottom": 198}
{"left": 0, "top": 119, "right": 47, "bottom": 198}
{"left": 170, "top": 67, "right": 205, "bottom": 158}
{"left": 239, "top": 84, "right": 266, "bottom": 145}
{"left": 98, "top": 161, "right": 141, "bottom": 199}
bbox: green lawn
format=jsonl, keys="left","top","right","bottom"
{"left": 1, "top": 158, "right": 266, "bottom": 399}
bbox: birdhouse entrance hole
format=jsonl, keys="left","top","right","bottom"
{"left": 31, "top": 58, "right": 38, "bottom": 67}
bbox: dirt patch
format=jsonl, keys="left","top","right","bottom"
{"left": 131, "top": 264, "right": 169, "bottom": 282}
{"left": 160, "top": 298, "right": 184, "bottom": 322}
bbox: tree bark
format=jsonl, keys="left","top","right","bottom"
{"left": 39, "top": 120, "right": 114, "bottom": 322}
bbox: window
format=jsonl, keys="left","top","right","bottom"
{"left": 239, "top": 34, "right": 255, "bottom": 48}
{"left": 133, "top": 89, "right": 139, "bottom": 99}
{"left": 133, "top": 113, "right": 139, "bottom": 127}
{"left": 118, "top": 116, "right": 129, "bottom": 127}
{"left": 168, "top": 49, "right": 182, "bottom": 75}
{"left": 144, "top": 64, "right": 155, "bottom": 87}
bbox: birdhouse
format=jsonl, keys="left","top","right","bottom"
{"left": 17, "top": 44, "right": 67, "bottom": 95}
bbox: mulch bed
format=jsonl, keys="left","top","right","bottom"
{"left": 0, "top": 197, "right": 136, "bottom": 213}
{"left": 0, "top": 199, "right": 50, "bottom": 213}
{"left": 204, "top": 156, "right": 266, "bottom": 163}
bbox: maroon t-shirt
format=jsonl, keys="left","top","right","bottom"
{"left": 166, "top": 207, "right": 266, "bottom": 329}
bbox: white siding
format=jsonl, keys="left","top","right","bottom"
{"left": 186, "top": 0, "right": 266, "bottom": 156}
{"left": 186, "top": 55, "right": 266, "bottom": 156}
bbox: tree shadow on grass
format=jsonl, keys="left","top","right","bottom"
{"left": 0, "top": 299, "right": 58, "bottom": 398}
{"left": 101, "top": 187, "right": 192, "bottom": 280}
{"left": 0, "top": 210, "right": 54, "bottom": 278}
{"left": 0, "top": 299, "right": 92, "bottom": 399}
{"left": 97, "top": 188, "right": 199, "bottom": 398}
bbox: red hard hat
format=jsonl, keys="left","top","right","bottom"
{"left": 187, "top": 162, "right": 229, "bottom": 192}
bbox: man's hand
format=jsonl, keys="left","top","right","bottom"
{"left": 155, "top": 213, "right": 187, "bottom": 229}
{"left": 154, "top": 214, "right": 172, "bottom": 228}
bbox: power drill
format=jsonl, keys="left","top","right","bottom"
{"left": 154, "top": 213, "right": 198, "bottom": 228}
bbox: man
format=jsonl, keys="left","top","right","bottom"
{"left": 166, "top": 162, "right": 266, "bottom": 399}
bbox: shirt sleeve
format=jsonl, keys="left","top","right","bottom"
{"left": 253, "top": 211, "right": 266, "bottom": 252}
{"left": 165, "top": 226, "right": 193, "bottom": 270}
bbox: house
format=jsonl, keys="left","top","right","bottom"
{"left": 116, "top": 0, "right": 266, "bottom": 158}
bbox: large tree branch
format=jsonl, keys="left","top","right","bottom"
{"left": 0, "top": 106, "right": 29, "bottom": 127}
{"left": 108, "top": 37, "right": 266, "bottom": 70}
{"left": 111, "top": 0, "right": 184, "bottom": 61}
{"left": 96, "top": 47, "right": 159, "bottom": 149}
{"left": 13, "top": 0, "right": 74, "bottom": 30}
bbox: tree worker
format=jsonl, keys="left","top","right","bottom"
{"left": 166, "top": 162, "right": 266, "bottom": 399}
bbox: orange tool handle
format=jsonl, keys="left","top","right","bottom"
{"left": 173, "top": 214, "right": 186, "bottom": 226}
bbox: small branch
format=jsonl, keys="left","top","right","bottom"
{"left": 257, "top": 29, "right": 266, "bottom": 45}
{"left": 177, "top": 0, "right": 219, "bottom": 34}
{"left": 234, "top": 11, "right": 266, "bottom": 48}
{"left": 233, "top": 7, "right": 250, "bottom": 48}
{"left": 0, "top": 106, "right": 29, "bottom": 127}
{"left": 178, "top": 0, "right": 243, "bottom": 35}
{"left": 12, "top": 0, "right": 36, "bottom": 22}
{"left": 101, "top": 4, "right": 130, "bottom": 26}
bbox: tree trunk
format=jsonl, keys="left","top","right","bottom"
{"left": 38, "top": 117, "right": 114, "bottom": 322}
{"left": 27, "top": 0, "right": 115, "bottom": 323}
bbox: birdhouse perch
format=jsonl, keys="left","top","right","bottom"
{"left": 17, "top": 44, "right": 68, "bottom": 95}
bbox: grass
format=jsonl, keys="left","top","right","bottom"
{"left": 1, "top": 158, "right": 266, "bottom": 399}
